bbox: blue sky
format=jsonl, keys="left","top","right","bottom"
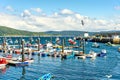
{"left": 0, "top": 0, "right": 120, "bottom": 32}
{"left": 1, "top": 0, "right": 119, "bottom": 17}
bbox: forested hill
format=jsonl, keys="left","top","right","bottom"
{"left": 0, "top": 26, "right": 45, "bottom": 36}
{"left": 0, "top": 26, "right": 120, "bottom": 37}
{"left": 0, "top": 26, "right": 88, "bottom": 37}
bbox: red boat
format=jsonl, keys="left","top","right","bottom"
{"left": 0, "top": 58, "right": 8, "bottom": 68}
{"left": 68, "top": 39, "right": 76, "bottom": 45}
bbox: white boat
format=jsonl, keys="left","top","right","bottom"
{"left": 7, "top": 55, "right": 34, "bottom": 66}
{"left": 105, "top": 42, "right": 116, "bottom": 46}
{"left": 86, "top": 51, "right": 97, "bottom": 58}
{"left": 7, "top": 60, "right": 29, "bottom": 66}
{"left": 92, "top": 42, "right": 100, "bottom": 48}
{"left": 118, "top": 47, "right": 120, "bottom": 52}
{"left": 56, "top": 37, "right": 60, "bottom": 44}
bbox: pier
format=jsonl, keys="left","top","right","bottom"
{"left": 90, "top": 37, "right": 120, "bottom": 44}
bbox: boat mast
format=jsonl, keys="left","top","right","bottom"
{"left": 21, "top": 39, "right": 25, "bottom": 62}
{"left": 37, "top": 38, "right": 40, "bottom": 51}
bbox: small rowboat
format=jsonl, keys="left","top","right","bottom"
{"left": 38, "top": 73, "right": 52, "bottom": 80}
{"left": 61, "top": 51, "right": 75, "bottom": 59}
{"left": 92, "top": 42, "right": 100, "bottom": 48}
{"left": 7, "top": 60, "right": 29, "bottom": 66}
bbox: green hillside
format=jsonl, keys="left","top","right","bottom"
{"left": 0, "top": 26, "right": 119, "bottom": 37}
{"left": 0, "top": 26, "right": 45, "bottom": 36}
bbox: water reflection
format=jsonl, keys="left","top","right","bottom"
{"left": 19, "top": 67, "right": 26, "bottom": 80}
{"left": 0, "top": 65, "right": 9, "bottom": 74}
{"left": 0, "top": 66, "right": 6, "bottom": 74}
{"left": 38, "top": 53, "right": 40, "bottom": 64}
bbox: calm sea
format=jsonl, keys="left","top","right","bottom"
{"left": 0, "top": 37, "right": 120, "bottom": 80}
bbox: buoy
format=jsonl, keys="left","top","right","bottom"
{"left": 106, "top": 74, "right": 112, "bottom": 79}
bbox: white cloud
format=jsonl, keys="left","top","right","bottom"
{"left": 75, "top": 14, "right": 83, "bottom": 19}
{"left": 53, "top": 12, "right": 58, "bottom": 17}
{"left": 5, "top": 6, "right": 14, "bottom": 11}
{"left": 31, "top": 8, "right": 42, "bottom": 13}
{"left": 60, "top": 9, "right": 74, "bottom": 15}
{"left": 0, "top": 8, "right": 120, "bottom": 32}
{"left": 0, "top": 13, "right": 41, "bottom": 32}
{"left": 21, "top": 10, "right": 31, "bottom": 17}
{"left": 114, "top": 6, "right": 120, "bottom": 10}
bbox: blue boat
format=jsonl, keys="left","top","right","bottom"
{"left": 16, "top": 62, "right": 29, "bottom": 66}
{"left": 66, "top": 51, "right": 75, "bottom": 59}
{"left": 62, "top": 51, "right": 75, "bottom": 59}
{"left": 41, "top": 53, "right": 48, "bottom": 57}
{"left": 38, "top": 73, "right": 52, "bottom": 80}
{"left": 97, "top": 49, "right": 107, "bottom": 57}
{"left": 7, "top": 60, "right": 29, "bottom": 67}
{"left": 97, "top": 53, "right": 106, "bottom": 57}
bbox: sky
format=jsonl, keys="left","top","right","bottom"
{"left": 0, "top": 0, "right": 120, "bottom": 32}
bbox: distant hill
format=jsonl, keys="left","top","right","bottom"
{"left": 0, "top": 26, "right": 92, "bottom": 37}
{"left": 0, "top": 26, "right": 120, "bottom": 37}
{"left": 45, "top": 30, "right": 120, "bottom": 37}
{"left": 45, "top": 31, "right": 95, "bottom": 37}
{"left": 0, "top": 26, "right": 45, "bottom": 36}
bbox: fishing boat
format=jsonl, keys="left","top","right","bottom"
{"left": 38, "top": 73, "right": 52, "bottom": 80}
{"left": 92, "top": 42, "right": 100, "bottom": 48}
{"left": 55, "top": 37, "right": 60, "bottom": 44}
{"left": 7, "top": 53, "right": 34, "bottom": 66}
{"left": 61, "top": 51, "right": 75, "bottom": 59}
{"left": 77, "top": 50, "right": 97, "bottom": 59}
{"left": 118, "top": 47, "right": 120, "bottom": 52}
{"left": 7, "top": 59, "right": 29, "bottom": 66}
{"left": 86, "top": 51, "right": 97, "bottom": 58}
{"left": 52, "top": 44, "right": 62, "bottom": 49}
{"left": 105, "top": 42, "right": 115, "bottom": 46}
{"left": 0, "top": 58, "right": 8, "bottom": 69}
{"left": 40, "top": 52, "right": 48, "bottom": 57}
{"left": 97, "top": 49, "right": 107, "bottom": 57}
{"left": 77, "top": 55, "right": 86, "bottom": 59}
{"left": 68, "top": 38, "right": 76, "bottom": 45}
{"left": 6, "top": 54, "right": 12, "bottom": 60}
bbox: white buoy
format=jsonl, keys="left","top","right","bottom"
{"left": 106, "top": 74, "right": 112, "bottom": 79}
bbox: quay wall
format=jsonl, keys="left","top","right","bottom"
{"left": 90, "top": 38, "right": 120, "bottom": 44}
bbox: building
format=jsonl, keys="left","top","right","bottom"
{"left": 84, "top": 32, "right": 89, "bottom": 38}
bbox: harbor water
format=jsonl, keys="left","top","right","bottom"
{"left": 0, "top": 37, "right": 120, "bottom": 80}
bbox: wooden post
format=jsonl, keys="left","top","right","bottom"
{"left": 119, "top": 38, "right": 120, "bottom": 44}
{"left": 3, "top": 38, "right": 6, "bottom": 53}
{"left": 21, "top": 39, "right": 24, "bottom": 62}
{"left": 30, "top": 37, "right": 33, "bottom": 45}
{"left": 50, "top": 37, "right": 52, "bottom": 43}
{"left": 83, "top": 39, "right": 85, "bottom": 54}
{"left": 38, "top": 38, "right": 40, "bottom": 51}
{"left": 19, "top": 38, "right": 21, "bottom": 49}
{"left": 64, "top": 37, "right": 66, "bottom": 47}
{"left": 79, "top": 39, "right": 81, "bottom": 47}
{"left": 22, "top": 67, "right": 26, "bottom": 75}
{"left": 62, "top": 39, "right": 64, "bottom": 53}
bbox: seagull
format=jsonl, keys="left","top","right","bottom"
{"left": 81, "top": 20, "right": 84, "bottom": 26}
{"left": 106, "top": 74, "right": 112, "bottom": 79}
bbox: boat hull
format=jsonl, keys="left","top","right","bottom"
{"left": 38, "top": 73, "right": 52, "bottom": 80}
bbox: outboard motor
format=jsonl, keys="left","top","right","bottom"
{"left": 97, "top": 49, "right": 107, "bottom": 57}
